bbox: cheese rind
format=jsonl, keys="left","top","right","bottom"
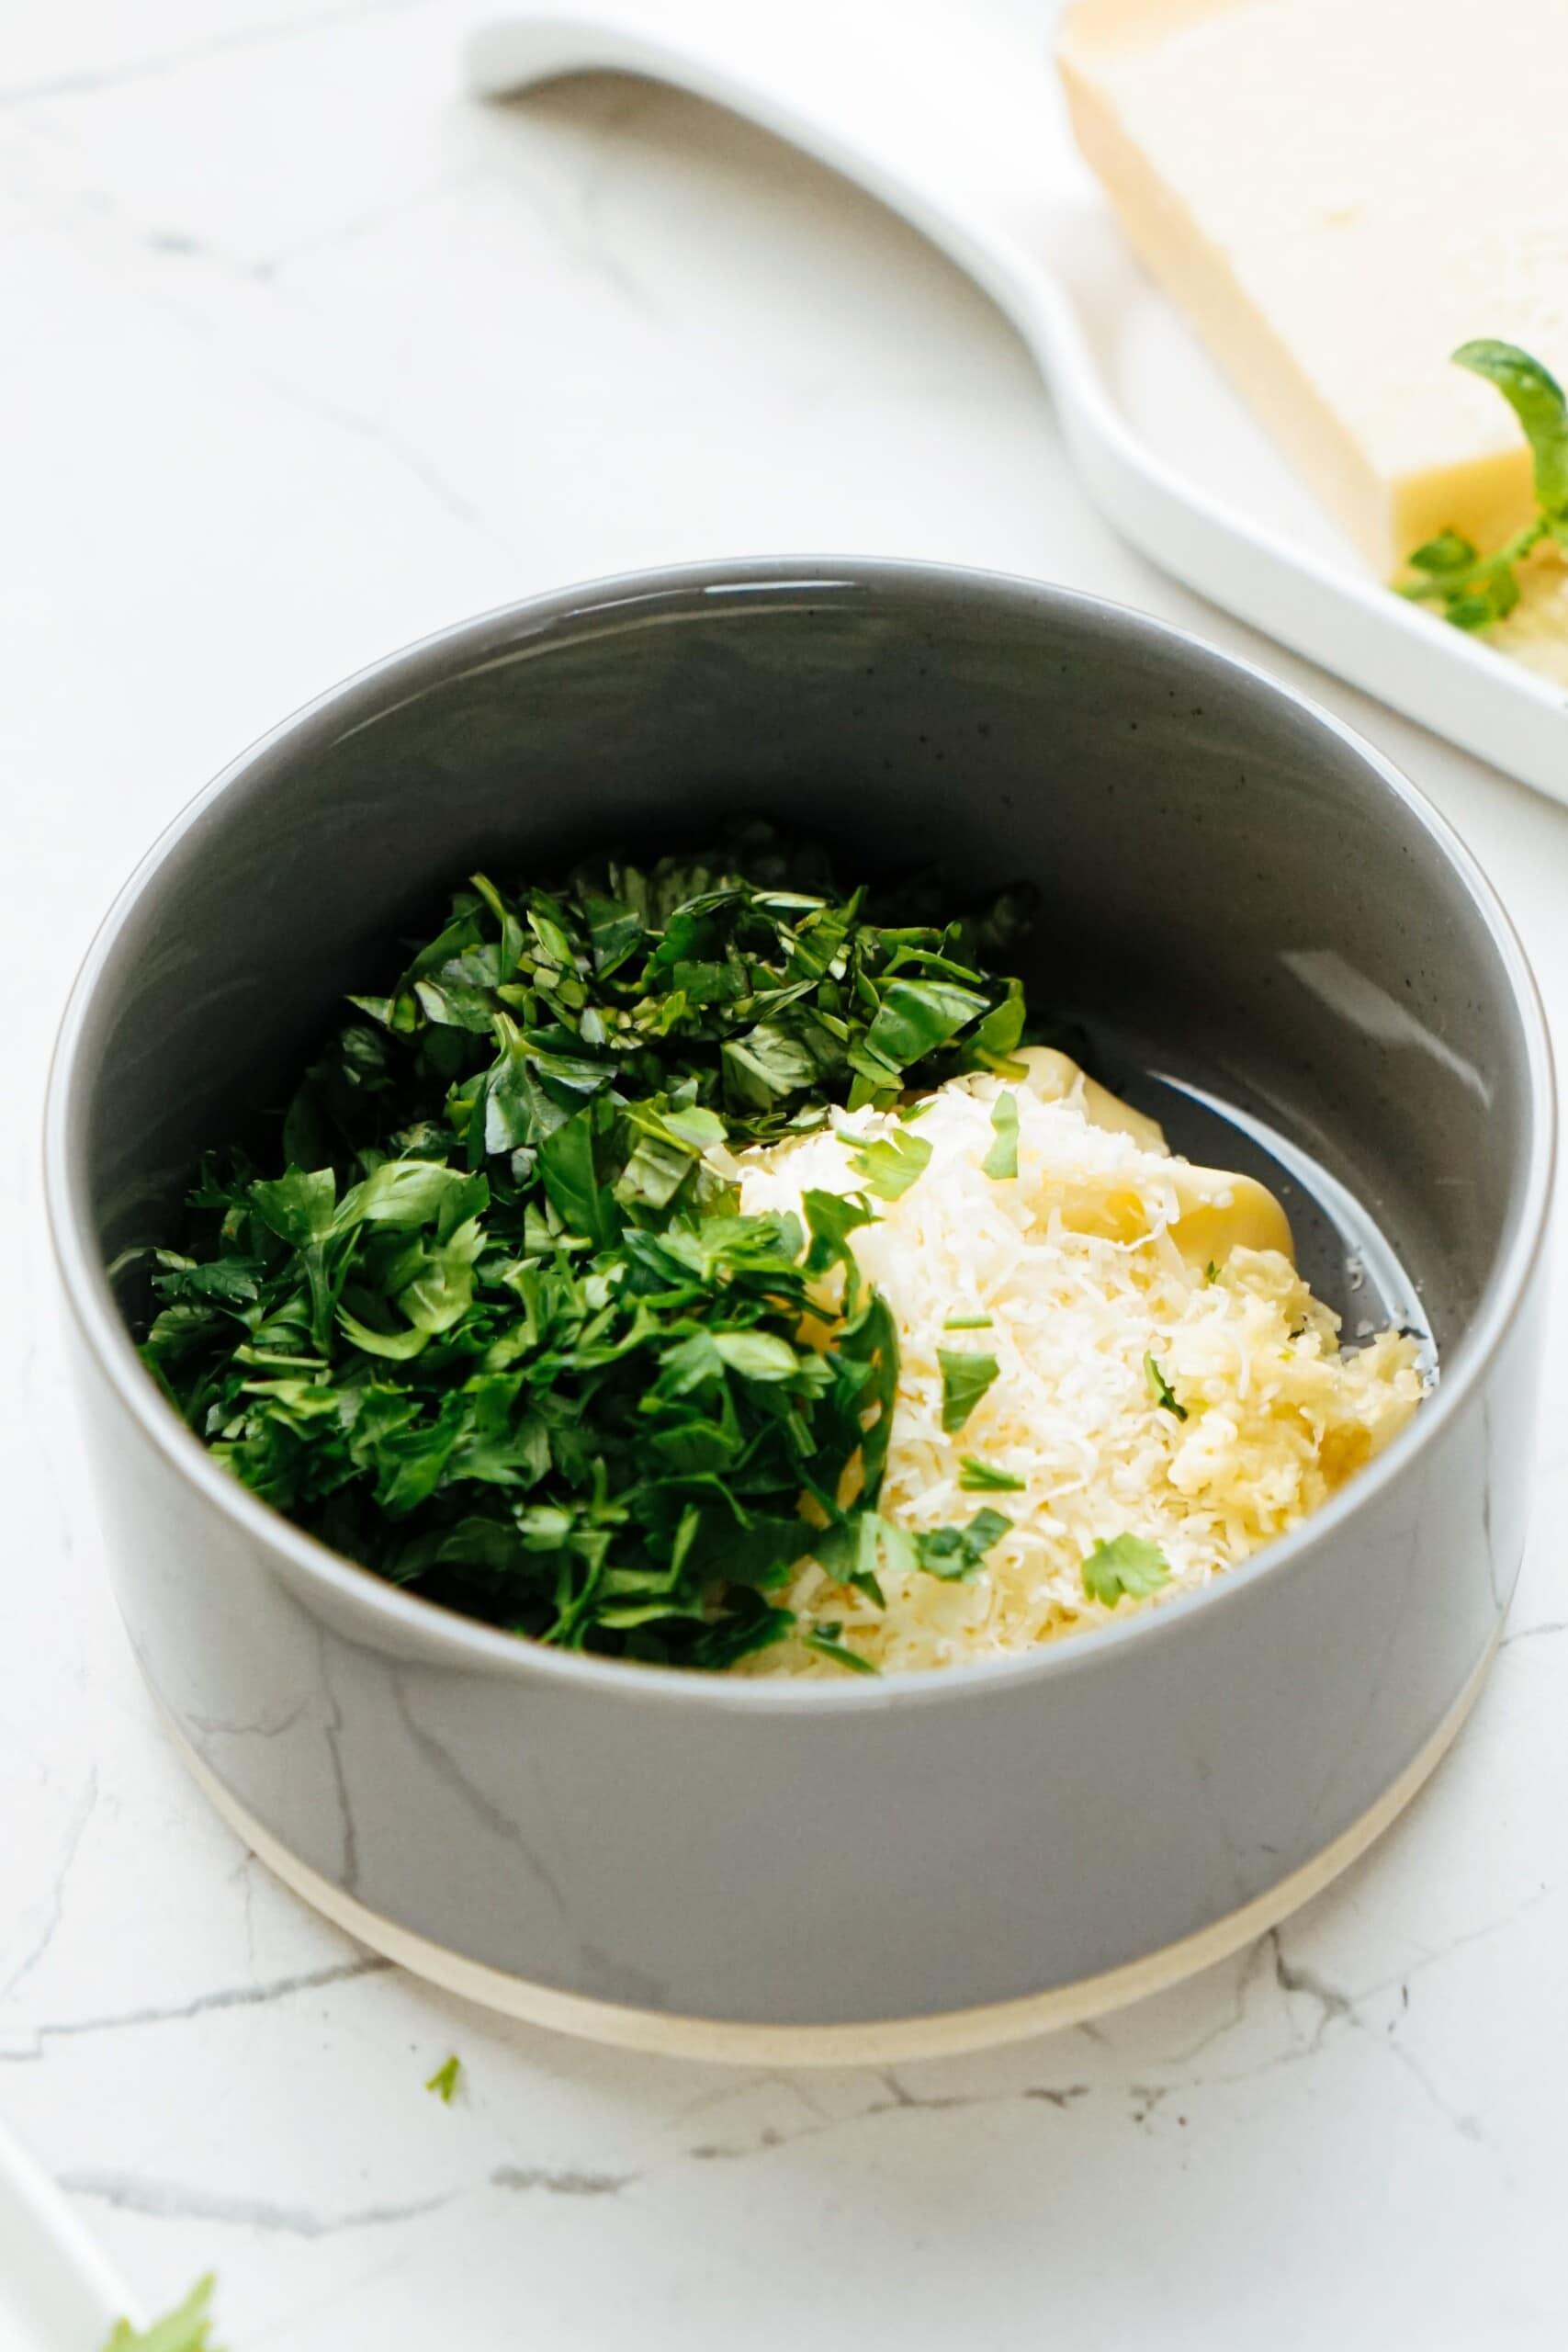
{"left": 1057, "top": 0, "right": 1568, "bottom": 572}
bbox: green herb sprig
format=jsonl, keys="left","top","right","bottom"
{"left": 1401, "top": 340, "right": 1568, "bottom": 630}
{"left": 102, "top": 2278, "right": 222, "bottom": 2352}
{"left": 138, "top": 831, "right": 1032, "bottom": 1672}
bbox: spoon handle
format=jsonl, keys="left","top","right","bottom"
{"left": 466, "top": 0, "right": 1048, "bottom": 320}
{"left": 466, "top": 0, "right": 1568, "bottom": 801}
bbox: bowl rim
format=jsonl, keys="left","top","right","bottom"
{"left": 43, "top": 553, "right": 1557, "bottom": 1717}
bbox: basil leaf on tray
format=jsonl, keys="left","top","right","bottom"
{"left": 1400, "top": 339, "right": 1568, "bottom": 631}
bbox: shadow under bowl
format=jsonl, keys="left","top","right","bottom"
{"left": 45, "top": 558, "right": 1553, "bottom": 2062}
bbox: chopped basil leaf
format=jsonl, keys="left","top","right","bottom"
{"left": 802, "top": 1186, "right": 876, "bottom": 1312}
{"left": 937, "top": 1347, "right": 1000, "bottom": 1434}
{"left": 1455, "top": 339, "right": 1568, "bottom": 514}
{"left": 250, "top": 1167, "right": 335, "bottom": 1248}
{"left": 849, "top": 1128, "right": 932, "bottom": 1202}
{"left": 981, "top": 1089, "right": 1020, "bottom": 1178}
{"left": 811, "top": 1510, "right": 897, "bottom": 1604}
{"left": 863, "top": 977, "right": 990, "bottom": 1069}
{"left": 973, "top": 977, "right": 1026, "bottom": 1061}
{"left": 958, "top": 1456, "right": 1026, "bottom": 1493}
{"left": 537, "top": 1102, "right": 619, "bottom": 1246}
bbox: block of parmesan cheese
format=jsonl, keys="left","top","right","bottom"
{"left": 1056, "top": 0, "right": 1568, "bottom": 573}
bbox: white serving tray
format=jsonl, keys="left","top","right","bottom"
{"left": 0, "top": 2120, "right": 138, "bottom": 2352}
{"left": 466, "top": 0, "right": 1568, "bottom": 804}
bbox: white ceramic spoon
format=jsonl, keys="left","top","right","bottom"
{"left": 466, "top": 0, "right": 1568, "bottom": 804}
{"left": 0, "top": 2119, "right": 140, "bottom": 2352}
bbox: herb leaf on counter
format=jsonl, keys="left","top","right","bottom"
{"left": 958, "top": 1456, "right": 1026, "bottom": 1493}
{"left": 802, "top": 1622, "right": 879, "bottom": 1674}
{"left": 425, "top": 2053, "right": 463, "bottom": 2102}
{"left": 910, "top": 1508, "right": 1011, "bottom": 1583}
{"left": 141, "top": 831, "right": 1032, "bottom": 1671}
{"left": 849, "top": 1128, "right": 932, "bottom": 1202}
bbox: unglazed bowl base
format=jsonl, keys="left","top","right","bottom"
{"left": 164, "top": 1634, "right": 1495, "bottom": 2068}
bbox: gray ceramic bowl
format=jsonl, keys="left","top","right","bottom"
{"left": 46, "top": 560, "right": 1553, "bottom": 2064}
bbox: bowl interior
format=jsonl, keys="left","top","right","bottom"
{"left": 71, "top": 565, "right": 1535, "bottom": 1367}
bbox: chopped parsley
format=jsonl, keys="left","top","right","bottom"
{"left": 936, "top": 1347, "right": 1001, "bottom": 1434}
{"left": 802, "top": 1622, "right": 878, "bottom": 1674}
{"left": 981, "top": 1089, "right": 1020, "bottom": 1178}
{"left": 1081, "top": 1533, "right": 1172, "bottom": 1608}
{"left": 958, "top": 1456, "right": 1026, "bottom": 1493}
{"left": 910, "top": 1507, "right": 1011, "bottom": 1582}
{"left": 102, "top": 2278, "right": 221, "bottom": 2352}
{"left": 426, "top": 2052, "right": 462, "bottom": 2101}
{"left": 1400, "top": 340, "right": 1568, "bottom": 631}
{"left": 137, "top": 830, "right": 1035, "bottom": 1673}
{"left": 815, "top": 1505, "right": 1010, "bottom": 1593}
{"left": 849, "top": 1127, "right": 932, "bottom": 1202}
{"left": 1143, "top": 1351, "right": 1189, "bottom": 1420}
{"left": 1203, "top": 1261, "right": 1221, "bottom": 1284}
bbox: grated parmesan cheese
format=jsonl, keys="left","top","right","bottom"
{"left": 734, "top": 1061, "right": 1425, "bottom": 1676}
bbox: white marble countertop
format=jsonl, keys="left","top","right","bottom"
{"left": 5, "top": 4, "right": 1567, "bottom": 2345}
